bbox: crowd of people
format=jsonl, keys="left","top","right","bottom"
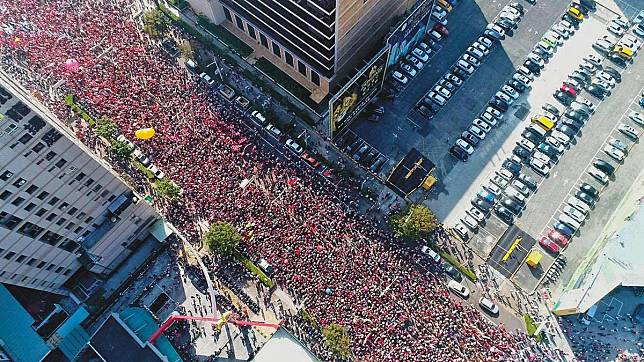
{"left": 1, "top": 0, "right": 550, "bottom": 360}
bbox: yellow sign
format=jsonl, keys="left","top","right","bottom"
{"left": 502, "top": 237, "right": 522, "bottom": 262}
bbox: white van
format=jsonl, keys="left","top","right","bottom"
{"left": 421, "top": 245, "right": 441, "bottom": 263}
{"left": 558, "top": 214, "right": 581, "bottom": 230}
{"left": 528, "top": 124, "right": 547, "bottom": 138}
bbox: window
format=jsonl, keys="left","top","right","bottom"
{"left": 76, "top": 211, "right": 86, "bottom": 220}
{"left": 27, "top": 258, "right": 38, "bottom": 266}
{"left": 93, "top": 184, "right": 102, "bottom": 192}
{"left": 45, "top": 151, "right": 57, "bottom": 161}
{"left": 4, "top": 251, "right": 16, "bottom": 260}
{"left": 67, "top": 207, "right": 78, "bottom": 215}
{"left": 85, "top": 216, "right": 94, "bottom": 224}
{"left": 259, "top": 33, "right": 269, "bottom": 48}
{"left": 55, "top": 267, "right": 64, "bottom": 274}
{"left": 100, "top": 190, "right": 109, "bottom": 198}
{"left": 35, "top": 208, "right": 47, "bottom": 217}
{"left": 40, "top": 231, "right": 63, "bottom": 245}
{"left": 12, "top": 178, "right": 26, "bottom": 188}
{"left": 298, "top": 61, "right": 307, "bottom": 76}
{"left": 234, "top": 15, "right": 244, "bottom": 30}
{"left": 32, "top": 142, "right": 45, "bottom": 153}
{"left": 311, "top": 71, "right": 321, "bottom": 86}
{"left": 0, "top": 190, "right": 12, "bottom": 200}
{"left": 18, "top": 133, "right": 33, "bottom": 144}
{"left": 46, "top": 213, "right": 58, "bottom": 222}
{"left": 84, "top": 178, "right": 94, "bottom": 187}
{"left": 74, "top": 226, "right": 83, "bottom": 234}
{"left": 60, "top": 240, "right": 80, "bottom": 252}
{"left": 56, "top": 217, "right": 67, "bottom": 226}
{"left": 37, "top": 261, "right": 46, "bottom": 269}
{"left": 46, "top": 264, "right": 55, "bottom": 271}
{"left": 0, "top": 213, "right": 23, "bottom": 230}
{"left": 37, "top": 191, "right": 50, "bottom": 200}
{"left": 17, "top": 222, "right": 44, "bottom": 238}
{"left": 0, "top": 170, "right": 13, "bottom": 181}
{"left": 247, "top": 24, "right": 257, "bottom": 40}
{"left": 11, "top": 196, "right": 25, "bottom": 206}
{"left": 107, "top": 194, "right": 116, "bottom": 202}
{"left": 48, "top": 196, "right": 60, "bottom": 206}
{"left": 82, "top": 230, "right": 91, "bottom": 237}
{"left": 55, "top": 158, "right": 67, "bottom": 168}
{"left": 58, "top": 202, "right": 69, "bottom": 210}
{"left": 25, "top": 184, "right": 38, "bottom": 194}
{"left": 272, "top": 42, "right": 281, "bottom": 57}
{"left": 63, "top": 269, "right": 72, "bottom": 276}
{"left": 65, "top": 222, "right": 75, "bottom": 230}
{"left": 223, "top": 6, "right": 232, "bottom": 21}
{"left": 24, "top": 203, "right": 37, "bottom": 212}
{"left": 75, "top": 172, "right": 86, "bottom": 181}
{"left": 16, "top": 255, "right": 27, "bottom": 263}
{"left": 285, "top": 52, "right": 294, "bottom": 67}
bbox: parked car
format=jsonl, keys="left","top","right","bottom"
{"left": 285, "top": 139, "right": 304, "bottom": 154}
{"left": 448, "top": 280, "right": 471, "bottom": 299}
{"left": 392, "top": 71, "right": 409, "bottom": 84}
{"left": 479, "top": 297, "right": 499, "bottom": 315}
{"left": 618, "top": 124, "right": 639, "bottom": 139}
{"left": 539, "top": 236, "right": 560, "bottom": 254}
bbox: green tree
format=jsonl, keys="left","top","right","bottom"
{"left": 178, "top": 39, "right": 194, "bottom": 59}
{"left": 95, "top": 118, "right": 118, "bottom": 139}
{"left": 390, "top": 204, "right": 439, "bottom": 240}
{"left": 204, "top": 222, "right": 241, "bottom": 255}
{"left": 143, "top": 9, "right": 169, "bottom": 38}
{"left": 111, "top": 140, "right": 133, "bottom": 158}
{"left": 155, "top": 178, "right": 181, "bottom": 200}
{"left": 322, "top": 323, "right": 351, "bottom": 359}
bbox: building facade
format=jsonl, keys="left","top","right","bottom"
{"left": 190, "top": 0, "right": 416, "bottom": 102}
{"left": 0, "top": 75, "right": 161, "bottom": 295}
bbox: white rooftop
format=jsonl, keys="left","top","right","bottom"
{"left": 251, "top": 329, "right": 319, "bottom": 362}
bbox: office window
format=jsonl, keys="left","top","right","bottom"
{"left": 67, "top": 207, "right": 78, "bottom": 215}
{"left": 16, "top": 255, "right": 27, "bottom": 263}
{"left": 93, "top": 184, "right": 102, "bottom": 192}
{"left": 100, "top": 190, "right": 109, "bottom": 198}
{"left": 63, "top": 269, "right": 72, "bottom": 276}
{"left": 234, "top": 15, "right": 244, "bottom": 30}
{"left": 285, "top": 52, "right": 294, "bottom": 67}
{"left": 58, "top": 202, "right": 69, "bottom": 210}
{"left": 17, "top": 222, "right": 44, "bottom": 238}
{"left": 75, "top": 172, "right": 86, "bottom": 181}
{"left": 37, "top": 191, "right": 50, "bottom": 200}
{"left": 56, "top": 217, "right": 67, "bottom": 226}
{"left": 41, "top": 231, "right": 63, "bottom": 245}
{"left": 24, "top": 203, "right": 37, "bottom": 212}
{"left": 55, "top": 267, "right": 64, "bottom": 274}
{"left": 107, "top": 194, "right": 116, "bottom": 202}
{"left": 223, "top": 6, "right": 232, "bottom": 21}
{"left": 74, "top": 226, "right": 83, "bottom": 234}
{"left": 0, "top": 190, "right": 12, "bottom": 200}
{"left": 55, "top": 158, "right": 67, "bottom": 168}
{"left": 84, "top": 178, "right": 94, "bottom": 187}
{"left": 311, "top": 71, "right": 320, "bottom": 86}
{"left": 32, "top": 142, "right": 45, "bottom": 153}
{"left": 298, "top": 61, "right": 307, "bottom": 76}
{"left": 76, "top": 211, "right": 87, "bottom": 220}
{"left": 272, "top": 42, "right": 281, "bottom": 57}
{"left": 46, "top": 213, "right": 58, "bottom": 222}
{"left": 0, "top": 170, "right": 12, "bottom": 181}
{"left": 48, "top": 196, "right": 60, "bottom": 206}
{"left": 18, "top": 133, "right": 33, "bottom": 144}
{"left": 82, "top": 230, "right": 91, "bottom": 237}
{"left": 27, "top": 258, "right": 38, "bottom": 266}
{"left": 259, "top": 33, "right": 269, "bottom": 48}
{"left": 37, "top": 261, "right": 47, "bottom": 269}
{"left": 25, "top": 184, "right": 38, "bottom": 194}
{"left": 247, "top": 24, "right": 257, "bottom": 40}
{"left": 45, "top": 151, "right": 57, "bottom": 161}
{"left": 12, "top": 178, "right": 26, "bottom": 188}
{"left": 66, "top": 222, "right": 75, "bottom": 230}
{"left": 35, "top": 208, "right": 47, "bottom": 217}
{"left": 46, "top": 264, "right": 55, "bottom": 271}
{"left": 85, "top": 216, "right": 94, "bottom": 224}
{"left": 4, "top": 252, "right": 16, "bottom": 260}
{"left": 0, "top": 213, "right": 23, "bottom": 230}
{"left": 11, "top": 196, "right": 25, "bottom": 206}
{"left": 60, "top": 240, "right": 80, "bottom": 252}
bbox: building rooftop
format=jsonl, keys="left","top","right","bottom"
{"left": 251, "top": 329, "right": 319, "bottom": 362}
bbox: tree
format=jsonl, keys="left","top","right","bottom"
{"left": 95, "top": 118, "right": 117, "bottom": 139}
{"left": 178, "top": 39, "right": 194, "bottom": 59}
{"left": 322, "top": 323, "right": 351, "bottom": 359}
{"left": 155, "top": 178, "right": 181, "bottom": 200}
{"left": 390, "top": 204, "right": 439, "bottom": 240}
{"left": 111, "top": 140, "right": 133, "bottom": 158}
{"left": 204, "top": 222, "right": 241, "bottom": 255}
{"left": 143, "top": 9, "right": 169, "bottom": 38}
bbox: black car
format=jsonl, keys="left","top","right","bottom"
{"left": 418, "top": 105, "right": 435, "bottom": 118}
{"left": 590, "top": 81, "right": 612, "bottom": 93}
{"left": 509, "top": 2, "right": 525, "bottom": 15}
{"left": 513, "top": 145, "right": 531, "bottom": 161}
{"left": 561, "top": 117, "right": 583, "bottom": 132}
{"left": 449, "top": 145, "right": 469, "bottom": 161}
{"left": 542, "top": 103, "right": 561, "bottom": 117}
{"left": 569, "top": 73, "right": 590, "bottom": 86}
{"left": 556, "top": 124, "right": 578, "bottom": 137}
{"left": 554, "top": 222, "right": 575, "bottom": 238}
{"left": 522, "top": 128, "right": 543, "bottom": 143}
{"left": 603, "top": 67, "right": 622, "bottom": 82}
{"left": 501, "top": 197, "right": 523, "bottom": 215}
{"left": 489, "top": 98, "right": 509, "bottom": 112}
{"left": 562, "top": 14, "right": 581, "bottom": 27}
{"left": 607, "top": 53, "right": 627, "bottom": 67}
{"left": 575, "top": 191, "right": 597, "bottom": 207}
{"left": 554, "top": 90, "right": 574, "bottom": 106}
{"left": 518, "top": 173, "right": 538, "bottom": 190}
{"left": 496, "top": 18, "right": 518, "bottom": 31}
{"left": 471, "top": 197, "right": 493, "bottom": 213}
{"left": 532, "top": 47, "right": 551, "bottom": 60}
{"left": 538, "top": 143, "right": 559, "bottom": 159}
{"left": 508, "top": 80, "right": 527, "bottom": 93}
{"left": 593, "top": 159, "right": 615, "bottom": 176}
{"left": 442, "top": 262, "right": 463, "bottom": 281}
{"left": 565, "top": 109, "right": 588, "bottom": 122}
{"left": 495, "top": 205, "right": 514, "bottom": 225}
{"left": 580, "top": 182, "right": 599, "bottom": 198}
{"left": 587, "top": 85, "right": 608, "bottom": 99}
{"left": 452, "top": 66, "right": 470, "bottom": 79}
{"left": 524, "top": 60, "right": 542, "bottom": 74}
{"left": 462, "top": 131, "right": 480, "bottom": 147}
{"left": 502, "top": 158, "right": 522, "bottom": 175}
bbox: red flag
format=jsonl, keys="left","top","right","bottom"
{"left": 287, "top": 177, "right": 298, "bottom": 188}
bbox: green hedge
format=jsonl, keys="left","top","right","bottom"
{"left": 523, "top": 314, "right": 544, "bottom": 342}
{"left": 196, "top": 15, "right": 253, "bottom": 58}
{"left": 439, "top": 252, "right": 478, "bottom": 282}
{"left": 233, "top": 250, "right": 274, "bottom": 288}
{"left": 133, "top": 160, "right": 155, "bottom": 179}
{"left": 64, "top": 94, "right": 97, "bottom": 126}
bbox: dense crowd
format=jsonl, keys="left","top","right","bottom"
{"left": 1, "top": 0, "right": 547, "bottom": 360}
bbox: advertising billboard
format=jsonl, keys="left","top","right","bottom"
{"left": 328, "top": 47, "right": 390, "bottom": 138}
{"left": 386, "top": 0, "right": 434, "bottom": 66}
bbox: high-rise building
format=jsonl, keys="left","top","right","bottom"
{"left": 0, "top": 74, "right": 161, "bottom": 295}
{"left": 190, "top": 0, "right": 417, "bottom": 102}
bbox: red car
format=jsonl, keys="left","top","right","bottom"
{"left": 434, "top": 24, "right": 449, "bottom": 37}
{"left": 301, "top": 152, "right": 320, "bottom": 168}
{"left": 539, "top": 235, "right": 560, "bottom": 254}
{"left": 561, "top": 83, "right": 578, "bottom": 97}
{"left": 548, "top": 229, "right": 569, "bottom": 247}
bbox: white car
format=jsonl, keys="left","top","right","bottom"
{"left": 473, "top": 118, "right": 492, "bottom": 133}
{"left": 501, "top": 85, "right": 519, "bottom": 99}
{"left": 392, "top": 71, "right": 408, "bottom": 84}
{"left": 265, "top": 123, "right": 282, "bottom": 137}
{"left": 479, "top": 297, "right": 499, "bottom": 314}
{"left": 496, "top": 168, "right": 514, "bottom": 181}
{"left": 461, "top": 215, "right": 479, "bottom": 231}
{"left": 608, "top": 22, "right": 625, "bottom": 36}
{"left": 251, "top": 110, "right": 267, "bottom": 125}
{"left": 401, "top": 63, "right": 417, "bottom": 77}
{"left": 199, "top": 72, "right": 215, "bottom": 85}
{"left": 559, "top": 20, "right": 575, "bottom": 33}
{"left": 467, "top": 207, "right": 486, "bottom": 223}
{"left": 612, "top": 16, "right": 630, "bottom": 29}
{"left": 536, "top": 41, "right": 554, "bottom": 56}
{"left": 530, "top": 158, "right": 551, "bottom": 176}
{"left": 587, "top": 166, "right": 609, "bottom": 184}
{"left": 619, "top": 124, "right": 640, "bottom": 139}
{"left": 486, "top": 106, "right": 503, "bottom": 119}
{"left": 462, "top": 54, "right": 480, "bottom": 67}
{"left": 545, "top": 136, "right": 565, "bottom": 153}
{"left": 146, "top": 164, "right": 165, "bottom": 180}
{"left": 467, "top": 46, "right": 485, "bottom": 59}
{"left": 495, "top": 91, "right": 513, "bottom": 105}
{"left": 629, "top": 111, "right": 644, "bottom": 127}
{"left": 480, "top": 112, "right": 498, "bottom": 127}
{"left": 511, "top": 180, "right": 530, "bottom": 197}
{"left": 412, "top": 48, "right": 430, "bottom": 62}
{"left": 406, "top": 55, "right": 424, "bottom": 70}
{"left": 603, "top": 145, "right": 625, "bottom": 161}
{"left": 527, "top": 53, "right": 545, "bottom": 67}
{"left": 472, "top": 41, "right": 490, "bottom": 55}
{"left": 594, "top": 72, "right": 616, "bottom": 88}
{"left": 619, "top": 34, "right": 641, "bottom": 52}
{"left": 568, "top": 196, "right": 591, "bottom": 214}
{"left": 434, "top": 85, "right": 452, "bottom": 99}
{"left": 563, "top": 205, "right": 586, "bottom": 223}
{"left": 453, "top": 223, "right": 469, "bottom": 240}
{"left": 457, "top": 60, "right": 475, "bottom": 74}
{"left": 421, "top": 245, "right": 441, "bottom": 262}
{"left": 469, "top": 125, "right": 486, "bottom": 140}
{"left": 427, "top": 91, "right": 447, "bottom": 106}
{"left": 551, "top": 130, "right": 571, "bottom": 146}
{"left": 456, "top": 139, "right": 474, "bottom": 155}
{"left": 285, "top": 139, "right": 304, "bottom": 154}
{"left": 445, "top": 74, "right": 463, "bottom": 87}
{"left": 552, "top": 24, "right": 570, "bottom": 38}
{"left": 576, "top": 97, "right": 595, "bottom": 112}
{"left": 533, "top": 151, "right": 552, "bottom": 165}
{"left": 584, "top": 54, "right": 602, "bottom": 66}
{"left": 483, "top": 183, "right": 502, "bottom": 197}
{"left": 518, "top": 138, "right": 536, "bottom": 151}
{"left": 448, "top": 280, "right": 471, "bottom": 299}
{"left": 634, "top": 10, "right": 644, "bottom": 24}
{"left": 513, "top": 73, "right": 532, "bottom": 87}
{"left": 478, "top": 36, "right": 494, "bottom": 48}
{"left": 431, "top": 8, "right": 447, "bottom": 21}
{"left": 116, "top": 134, "right": 135, "bottom": 150}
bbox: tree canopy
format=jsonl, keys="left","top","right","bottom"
{"left": 322, "top": 323, "right": 351, "bottom": 359}
{"left": 204, "top": 222, "right": 241, "bottom": 255}
{"left": 390, "top": 204, "right": 439, "bottom": 240}
{"left": 155, "top": 178, "right": 181, "bottom": 200}
{"left": 95, "top": 117, "right": 118, "bottom": 139}
{"left": 110, "top": 140, "right": 133, "bottom": 158}
{"left": 143, "top": 9, "right": 169, "bottom": 38}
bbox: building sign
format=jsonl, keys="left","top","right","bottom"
{"left": 328, "top": 47, "right": 390, "bottom": 138}
{"left": 386, "top": 0, "right": 434, "bottom": 66}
